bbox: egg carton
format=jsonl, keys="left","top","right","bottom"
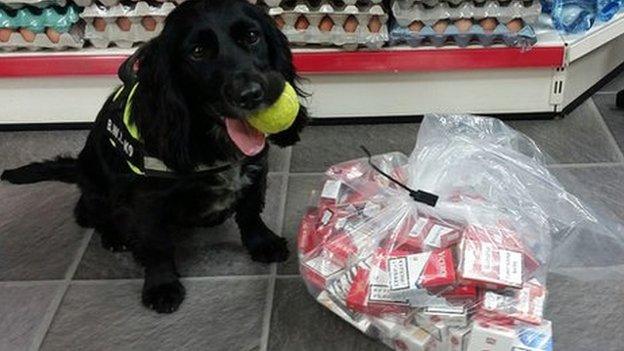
{"left": 393, "top": 0, "right": 536, "bottom": 8}
{"left": 73, "top": 0, "right": 375, "bottom": 8}
{"left": 389, "top": 19, "right": 537, "bottom": 47}
{"left": 250, "top": 0, "right": 383, "bottom": 7}
{"left": 80, "top": 2, "right": 176, "bottom": 19}
{"left": 280, "top": 22, "right": 388, "bottom": 49}
{"left": 0, "top": 22, "right": 83, "bottom": 50}
{"left": 270, "top": 3, "right": 388, "bottom": 49}
{"left": 71, "top": 0, "right": 183, "bottom": 6}
{"left": 0, "top": 4, "right": 80, "bottom": 33}
{"left": 392, "top": 0, "right": 541, "bottom": 26}
{"left": 0, "top": 0, "right": 67, "bottom": 9}
{"left": 83, "top": 15, "right": 164, "bottom": 48}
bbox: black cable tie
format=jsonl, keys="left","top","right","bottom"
{"left": 360, "top": 145, "right": 438, "bottom": 207}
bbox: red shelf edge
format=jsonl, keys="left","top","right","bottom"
{"left": 0, "top": 46, "right": 564, "bottom": 78}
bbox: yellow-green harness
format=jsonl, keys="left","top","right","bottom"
{"left": 106, "top": 83, "right": 236, "bottom": 178}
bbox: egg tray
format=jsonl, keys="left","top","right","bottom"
{"left": 389, "top": 20, "right": 537, "bottom": 47}
{"left": 393, "top": 0, "right": 532, "bottom": 8}
{"left": 280, "top": 23, "right": 388, "bottom": 49}
{"left": 0, "top": 22, "right": 83, "bottom": 50}
{"left": 0, "top": 0, "right": 67, "bottom": 9}
{"left": 71, "top": 0, "right": 183, "bottom": 7}
{"left": 79, "top": 1, "right": 173, "bottom": 48}
{"left": 250, "top": 0, "right": 384, "bottom": 7}
{"left": 80, "top": 1, "right": 176, "bottom": 19}
{"left": 0, "top": 4, "right": 80, "bottom": 33}
{"left": 392, "top": 0, "right": 541, "bottom": 26}
{"left": 269, "top": 1, "right": 388, "bottom": 13}
{"left": 83, "top": 15, "right": 164, "bottom": 48}
{"left": 270, "top": 3, "right": 388, "bottom": 49}
{"left": 268, "top": 3, "right": 389, "bottom": 30}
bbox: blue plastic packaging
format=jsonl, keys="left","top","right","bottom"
{"left": 550, "top": 0, "right": 596, "bottom": 33}
{"left": 597, "top": 0, "right": 622, "bottom": 21}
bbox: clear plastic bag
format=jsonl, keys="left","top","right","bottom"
{"left": 297, "top": 114, "right": 624, "bottom": 351}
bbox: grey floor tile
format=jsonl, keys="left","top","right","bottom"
{"left": 508, "top": 100, "right": 622, "bottom": 164}
{"left": 268, "top": 278, "right": 387, "bottom": 351}
{"left": 0, "top": 182, "right": 87, "bottom": 280}
{"left": 278, "top": 175, "right": 324, "bottom": 275}
{"left": 550, "top": 166, "right": 624, "bottom": 221}
{"left": 41, "top": 279, "right": 267, "bottom": 351}
{"left": 599, "top": 71, "right": 624, "bottom": 93}
{"left": 268, "top": 145, "right": 291, "bottom": 173}
{"left": 290, "top": 123, "right": 420, "bottom": 173}
{"left": 0, "top": 130, "right": 88, "bottom": 170}
{"left": 593, "top": 94, "right": 624, "bottom": 153}
{"left": 73, "top": 175, "right": 285, "bottom": 279}
{"left": 0, "top": 283, "right": 62, "bottom": 351}
{"left": 546, "top": 271, "right": 624, "bottom": 351}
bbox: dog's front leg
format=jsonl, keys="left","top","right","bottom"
{"left": 236, "top": 165, "right": 289, "bottom": 263}
{"left": 129, "top": 216, "right": 185, "bottom": 313}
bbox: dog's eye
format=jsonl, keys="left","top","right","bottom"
{"left": 191, "top": 46, "right": 206, "bottom": 59}
{"left": 243, "top": 30, "right": 260, "bottom": 45}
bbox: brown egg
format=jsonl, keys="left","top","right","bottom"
{"left": 506, "top": 18, "right": 523, "bottom": 33}
{"left": 479, "top": 17, "right": 498, "bottom": 32}
{"left": 318, "top": 16, "right": 334, "bottom": 32}
{"left": 116, "top": 17, "right": 132, "bottom": 32}
{"left": 454, "top": 18, "right": 473, "bottom": 33}
{"left": 93, "top": 17, "right": 107, "bottom": 32}
{"left": 19, "top": 28, "right": 36, "bottom": 42}
{"left": 46, "top": 28, "right": 61, "bottom": 43}
{"left": 274, "top": 15, "right": 285, "bottom": 29}
{"left": 0, "top": 28, "right": 12, "bottom": 42}
{"left": 408, "top": 21, "right": 424, "bottom": 32}
{"left": 432, "top": 20, "right": 449, "bottom": 34}
{"left": 368, "top": 15, "right": 382, "bottom": 33}
{"left": 343, "top": 15, "right": 358, "bottom": 33}
{"left": 141, "top": 16, "right": 157, "bottom": 31}
{"left": 294, "top": 16, "right": 309, "bottom": 31}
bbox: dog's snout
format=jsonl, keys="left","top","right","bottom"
{"left": 236, "top": 82, "right": 264, "bottom": 110}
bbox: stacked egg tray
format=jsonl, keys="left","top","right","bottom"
{"left": 392, "top": 0, "right": 541, "bottom": 26}
{"left": 80, "top": 1, "right": 174, "bottom": 48}
{"left": 389, "top": 0, "right": 538, "bottom": 48}
{"left": 395, "top": 0, "right": 505, "bottom": 7}
{"left": 389, "top": 18, "right": 537, "bottom": 47}
{"left": 72, "top": 0, "right": 183, "bottom": 6}
{"left": 269, "top": 2, "right": 389, "bottom": 50}
{"left": 1, "top": 0, "right": 67, "bottom": 9}
{"left": 252, "top": 0, "right": 383, "bottom": 6}
{"left": 0, "top": 3, "right": 83, "bottom": 50}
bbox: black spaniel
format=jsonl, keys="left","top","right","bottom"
{"left": 2, "top": 0, "right": 308, "bottom": 313}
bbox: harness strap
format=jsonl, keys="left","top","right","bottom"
{"left": 107, "top": 83, "right": 238, "bottom": 178}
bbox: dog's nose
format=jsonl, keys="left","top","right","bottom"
{"left": 236, "top": 82, "right": 264, "bottom": 110}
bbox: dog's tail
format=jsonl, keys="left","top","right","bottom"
{"left": 1, "top": 156, "right": 79, "bottom": 184}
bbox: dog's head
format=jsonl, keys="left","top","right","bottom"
{"left": 119, "top": 0, "right": 307, "bottom": 172}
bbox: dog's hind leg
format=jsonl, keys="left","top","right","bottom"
{"left": 235, "top": 164, "right": 289, "bottom": 263}
{"left": 75, "top": 191, "right": 129, "bottom": 252}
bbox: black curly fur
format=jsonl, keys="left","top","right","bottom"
{"left": 2, "top": 0, "right": 308, "bottom": 314}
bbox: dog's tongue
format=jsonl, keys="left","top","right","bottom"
{"left": 224, "top": 117, "right": 266, "bottom": 156}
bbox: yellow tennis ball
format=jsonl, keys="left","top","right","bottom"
{"left": 248, "top": 82, "right": 300, "bottom": 134}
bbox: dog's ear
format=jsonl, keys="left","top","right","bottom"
{"left": 257, "top": 11, "right": 309, "bottom": 147}
{"left": 131, "top": 38, "right": 194, "bottom": 173}
{"left": 118, "top": 44, "right": 144, "bottom": 86}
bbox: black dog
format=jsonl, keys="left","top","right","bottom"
{"left": 1, "top": 0, "right": 307, "bottom": 313}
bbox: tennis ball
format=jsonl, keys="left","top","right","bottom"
{"left": 248, "top": 82, "right": 300, "bottom": 134}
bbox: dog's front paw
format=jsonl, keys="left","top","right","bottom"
{"left": 246, "top": 232, "right": 290, "bottom": 263}
{"left": 142, "top": 280, "right": 186, "bottom": 314}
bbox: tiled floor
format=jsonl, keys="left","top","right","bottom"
{"left": 2, "top": 86, "right": 624, "bottom": 351}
